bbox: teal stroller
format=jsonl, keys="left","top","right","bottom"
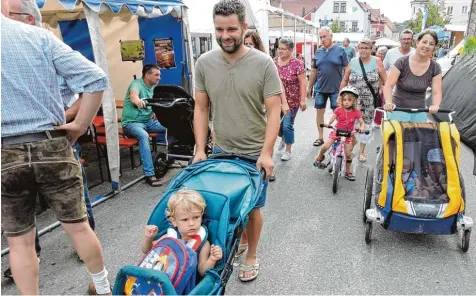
{"left": 113, "top": 154, "right": 265, "bottom": 295}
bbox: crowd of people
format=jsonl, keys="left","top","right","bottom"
{"left": 1, "top": 0, "right": 446, "bottom": 294}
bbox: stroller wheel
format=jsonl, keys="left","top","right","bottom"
{"left": 332, "top": 156, "right": 342, "bottom": 194}
{"left": 461, "top": 229, "right": 471, "bottom": 252}
{"left": 365, "top": 221, "right": 373, "bottom": 244}
{"left": 363, "top": 168, "right": 374, "bottom": 224}
{"left": 154, "top": 153, "right": 169, "bottom": 178}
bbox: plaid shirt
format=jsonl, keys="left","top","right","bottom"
{"left": 1, "top": 16, "right": 109, "bottom": 137}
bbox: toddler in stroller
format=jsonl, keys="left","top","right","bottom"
{"left": 113, "top": 155, "right": 265, "bottom": 295}
{"left": 141, "top": 189, "right": 223, "bottom": 277}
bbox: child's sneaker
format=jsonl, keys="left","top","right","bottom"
{"left": 278, "top": 140, "right": 285, "bottom": 151}
{"left": 313, "top": 156, "right": 326, "bottom": 169}
{"left": 281, "top": 151, "right": 291, "bottom": 161}
{"left": 345, "top": 172, "right": 356, "bottom": 181}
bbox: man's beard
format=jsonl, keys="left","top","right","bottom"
{"left": 217, "top": 34, "right": 243, "bottom": 54}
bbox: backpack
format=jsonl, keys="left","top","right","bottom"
{"left": 123, "top": 237, "right": 198, "bottom": 295}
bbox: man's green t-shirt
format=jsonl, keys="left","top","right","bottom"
{"left": 121, "top": 78, "right": 155, "bottom": 126}
{"left": 194, "top": 48, "right": 282, "bottom": 156}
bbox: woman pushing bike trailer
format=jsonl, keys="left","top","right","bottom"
{"left": 363, "top": 107, "right": 473, "bottom": 252}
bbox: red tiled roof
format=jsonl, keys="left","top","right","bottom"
{"left": 280, "top": 0, "right": 325, "bottom": 17}
{"left": 357, "top": 1, "right": 371, "bottom": 11}
{"left": 384, "top": 16, "right": 398, "bottom": 32}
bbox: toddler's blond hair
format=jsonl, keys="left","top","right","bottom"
{"left": 166, "top": 189, "right": 206, "bottom": 218}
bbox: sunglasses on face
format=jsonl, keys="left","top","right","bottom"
{"left": 9, "top": 12, "right": 30, "bottom": 17}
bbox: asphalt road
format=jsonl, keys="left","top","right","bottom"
{"left": 1, "top": 99, "right": 475, "bottom": 295}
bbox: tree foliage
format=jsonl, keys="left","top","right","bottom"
{"left": 407, "top": 0, "right": 449, "bottom": 33}
{"left": 330, "top": 19, "right": 342, "bottom": 33}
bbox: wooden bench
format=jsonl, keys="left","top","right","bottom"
{"left": 96, "top": 136, "right": 139, "bottom": 170}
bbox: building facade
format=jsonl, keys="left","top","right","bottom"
{"left": 411, "top": 0, "right": 470, "bottom": 27}
{"left": 311, "top": 0, "right": 370, "bottom": 35}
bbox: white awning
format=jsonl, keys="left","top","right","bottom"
{"left": 445, "top": 24, "right": 467, "bottom": 32}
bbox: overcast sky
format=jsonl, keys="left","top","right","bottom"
{"left": 360, "top": 0, "right": 412, "bottom": 23}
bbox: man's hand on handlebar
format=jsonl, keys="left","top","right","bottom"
{"left": 132, "top": 98, "right": 147, "bottom": 109}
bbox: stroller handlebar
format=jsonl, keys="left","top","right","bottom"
{"left": 207, "top": 153, "right": 258, "bottom": 163}
{"left": 133, "top": 98, "right": 188, "bottom": 108}
{"left": 319, "top": 124, "right": 370, "bottom": 135}
{"left": 206, "top": 153, "right": 267, "bottom": 179}
{"left": 376, "top": 107, "right": 454, "bottom": 114}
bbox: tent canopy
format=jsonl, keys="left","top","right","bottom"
{"left": 36, "top": 0, "right": 190, "bottom": 189}
{"left": 414, "top": 25, "right": 451, "bottom": 41}
{"left": 333, "top": 32, "right": 365, "bottom": 43}
{"left": 264, "top": 4, "right": 315, "bottom": 30}
{"left": 37, "top": 0, "right": 184, "bottom": 14}
{"left": 269, "top": 30, "right": 314, "bottom": 43}
{"left": 375, "top": 37, "right": 400, "bottom": 47}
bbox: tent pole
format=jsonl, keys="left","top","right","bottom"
{"left": 1, "top": 175, "right": 146, "bottom": 257}
{"left": 293, "top": 18, "right": 297, "bottom": 57}
{"left": 83, "top": 6, "right": 120, "bottom": 191}
{"left": 304, "top": 23, "right": 307, "bottom": 62}
{"left": 182, "top": 7, "right": 195, "bottom": 95}
{"left": 281, "top": 13, "right": 284, "bottom": 38}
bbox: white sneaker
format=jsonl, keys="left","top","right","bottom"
{"left": 278, "top": 140, "right": 285, "bottom": 151}
{"left": 281, "top": 151, "right": 291, "bottom": 161}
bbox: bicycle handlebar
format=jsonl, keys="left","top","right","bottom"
{"left": 320, "top": 124, "right": 370, "bottom": 135}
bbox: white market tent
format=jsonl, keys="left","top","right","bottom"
{"left": 375, "top": 37, "right": 400, "bottom": 47}
{"left": 184, "top": 0, "right": 258, "bottom": 49}
{"left": 333, "top": 32, "right": 366, "bottom": 43}
{"left": 37, "top": 0, "right": 193, "bottom": 192}
{"left": 268, "top": 30, "right": 314, "bottom": 42}
{"left": 1, "top": 0, "right": 194, "bottom": 258}
{"left": 248, "top": 1, "right": 318, "bottom": 70}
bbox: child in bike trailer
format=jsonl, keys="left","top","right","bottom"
{"left": 313, "top": 86, "right": 365, "bottom": 181}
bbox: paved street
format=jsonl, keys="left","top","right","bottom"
{"left": 1, "top": 99, "right": 475, "bottom": 295}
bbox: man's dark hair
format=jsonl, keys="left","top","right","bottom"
{"left": 142, "top": 64, "right": 160, "bottom": 78}
{"left": 213, "top": 0, "right": 246, "bottom": 25}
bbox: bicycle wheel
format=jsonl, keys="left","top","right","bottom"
{"left": 332, "top": 156, "right": 343, "bottom": 194}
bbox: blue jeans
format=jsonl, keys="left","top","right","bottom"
{"left": 279, "top": 108, "right": 298, "bottom": 145}
{"left": 73, "top": 142, "right": 95, "bottom": 230}
{"left": 123, "top": 120, "right": 167, "bottom": 177}
{"left": 212, "top": 146, "right": 268, "bottom": 209}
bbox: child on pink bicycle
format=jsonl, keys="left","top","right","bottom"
{"left": 313, "top": 86, "right": 365, "bottom": 181}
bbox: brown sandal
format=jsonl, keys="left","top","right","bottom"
{"left": 145, "top": 176, "right": 162, "bottom": 187}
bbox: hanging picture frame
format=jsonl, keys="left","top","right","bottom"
{"left": 153, "top": 37, "right": 177, "bottom": 69}
{"left": 120, "top": 39, "right": 145, "bottom": 62}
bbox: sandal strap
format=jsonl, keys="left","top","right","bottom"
{"left": 240, "top": 262, "right": 260, "bottom": 272}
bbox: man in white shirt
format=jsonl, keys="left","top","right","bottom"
{"left": 383, "top": 29, "right": 416, "bottom": 73}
